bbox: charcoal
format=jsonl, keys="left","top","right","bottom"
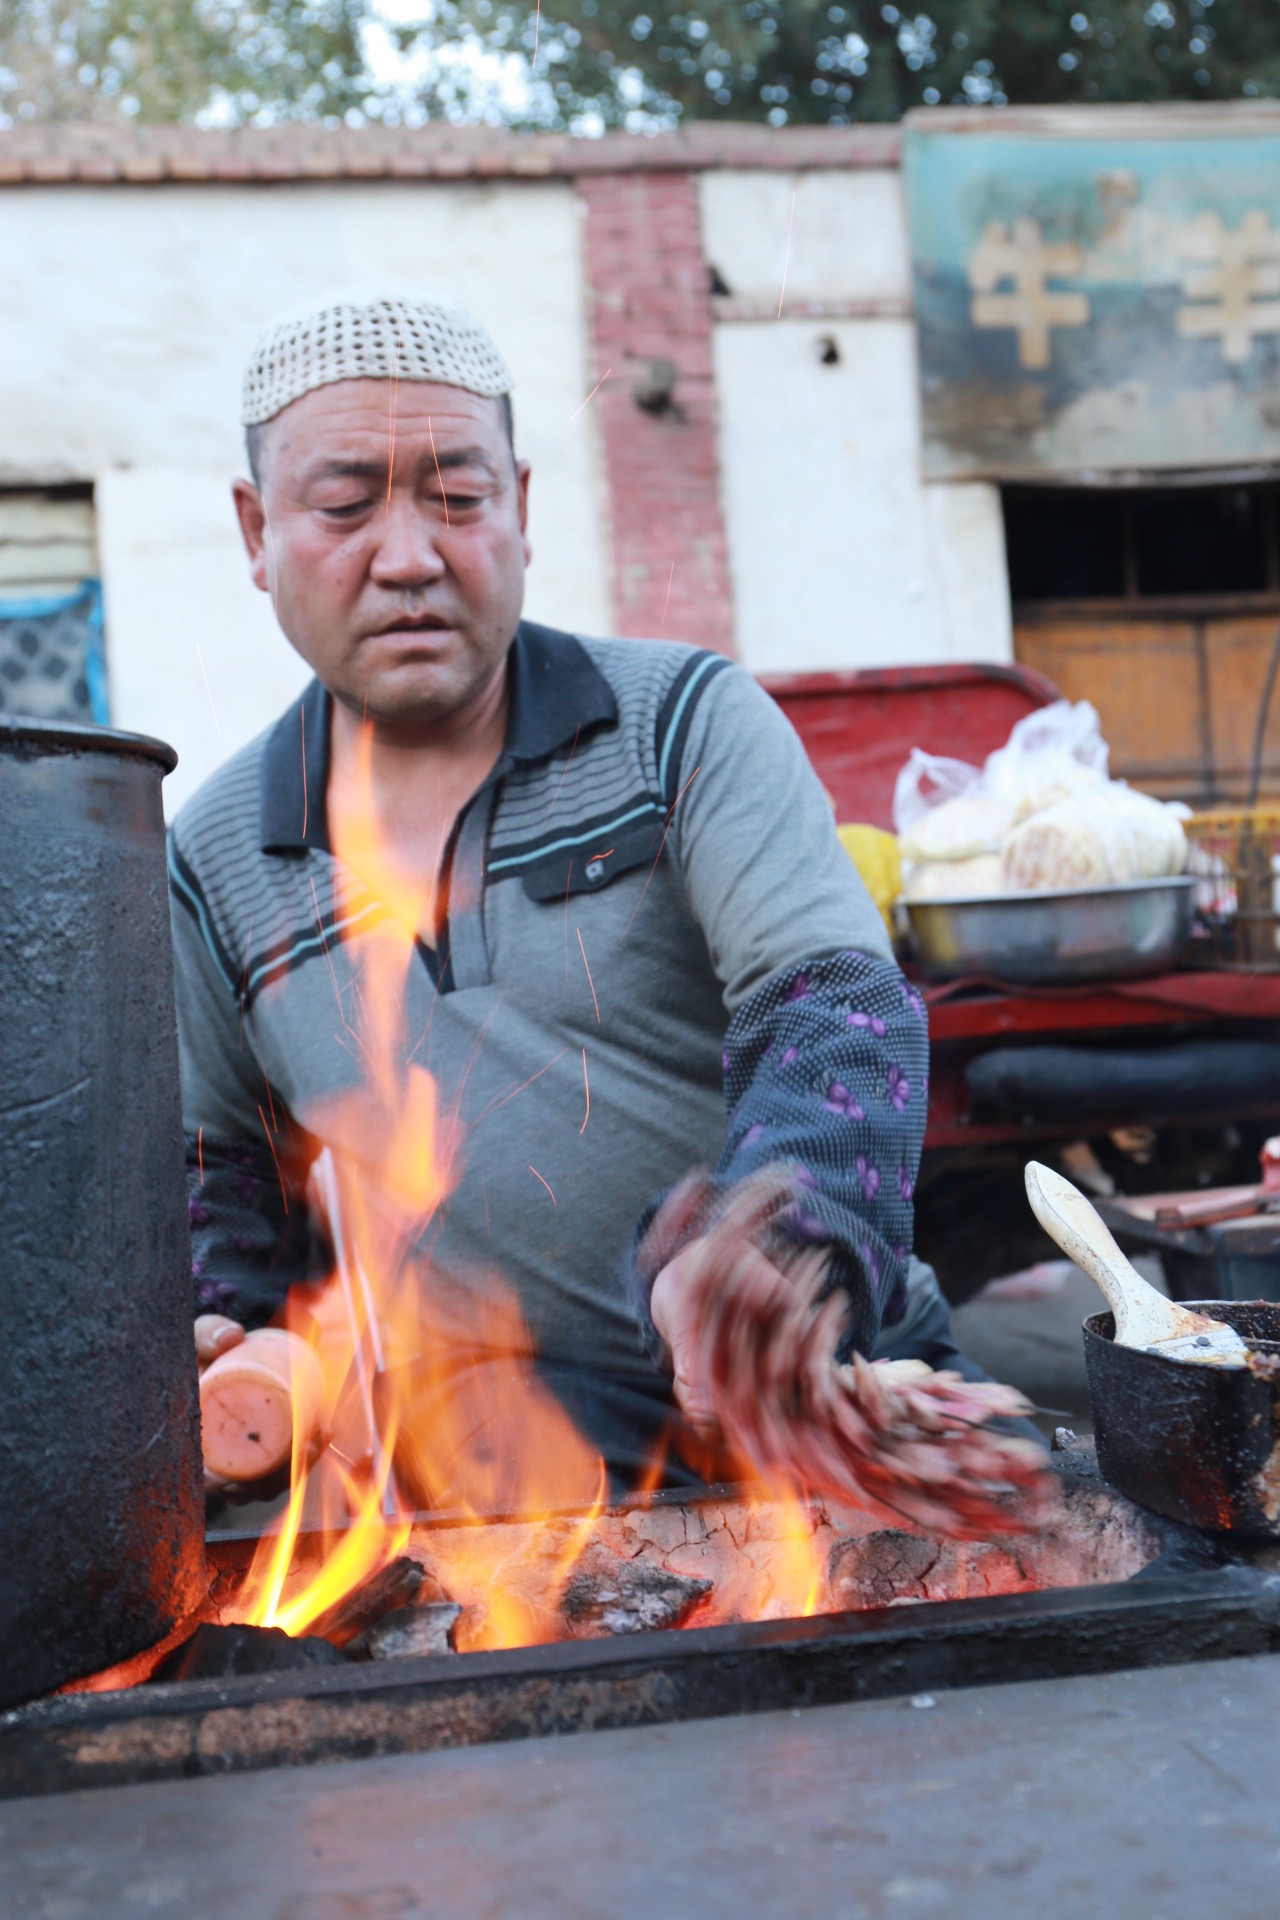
{"left": 307, "top": 1556, "right": 448, "bottom": 1647}
{"left": 559, "top": 1545, "right": 711, "bottom": 1638}
{"left": 826, "top": 1529, "right": 940, "bottom": 1611}
{"left": 350, "top": 1602, "right": 462, "bottom": 1661}
{"left": 149, "top": 1623, "right": 350, "bottom": 1683}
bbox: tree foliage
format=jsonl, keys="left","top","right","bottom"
{"left": 3, "top": 0, "right": 1278, "bottom": 127}
{"left": 413, "top": 0, "right": 1280, "bottom": 129}
{"left": 0, "top": 0, "right": 371, "bottom": 123}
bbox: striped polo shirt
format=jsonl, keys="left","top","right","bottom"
{"left": 169, "top": 622, "right": 919, "bottom": 1378}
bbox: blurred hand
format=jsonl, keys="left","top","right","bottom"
{"left": 643, "top": 1171, "right": 1051, "bottom": 1540}
{"left": 650, "top": 1229, "right": 801, "bottom": 1439}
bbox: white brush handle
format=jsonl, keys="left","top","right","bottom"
{"left": 1024, "top": 1161, "right": 1173, "bottom": 1348}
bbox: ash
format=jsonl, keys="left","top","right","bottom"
{"left": 559, "top": 1545, "right": 712, "bottom": 1638}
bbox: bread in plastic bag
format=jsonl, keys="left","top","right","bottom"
{"left": 1002, "top": 787, "right": 1188, "bottom": 892}
{"left": 893, "top": 700, "right": 1109, "bottom": 849}
{"left": 902, "top": 854, "right": 1006, "bottom": 901}
{"left": 900, "top": 796, "right": 1016, "bottom": 864}
{"left": 894, "top": 700, "right": 1110, "bottom": 871}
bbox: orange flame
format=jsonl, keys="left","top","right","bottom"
{"left": 231, "top": 723, "right": 607, "bottom": 1647}
{"left": 227, "top": 722, "right": 833, "bottom": 1648}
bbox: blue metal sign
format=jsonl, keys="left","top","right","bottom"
{"left": 903, "top": 108, "right": 1280, "bottom": 479}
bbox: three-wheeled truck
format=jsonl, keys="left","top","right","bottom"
{"left": 764, "top": 662, "right": 1280, "bottom": 1304}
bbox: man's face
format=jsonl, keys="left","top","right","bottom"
{"left": 232, "top": 379, "right": 531, "bottom": 731}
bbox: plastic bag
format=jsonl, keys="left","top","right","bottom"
{"left": 893, "top": 700, "right": 1186, "bottom": 897}
{"left": 893, "top": 701, "right": 1108, "bottom": 844}
{"left": 892, "top": 748, "right": 981, "bottom": 839}
{"left": 901, "top": 853, "right": 1005, "bottom": 901}
{"left": 981, "top": 700, "right": 1109, "bottom": 820}
{"left": 1002, "top": 787, "right": 1188, "bottom": 891}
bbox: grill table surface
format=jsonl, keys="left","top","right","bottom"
{"left": 3, "top": 1651, "right": 1279, "bottom": 1919}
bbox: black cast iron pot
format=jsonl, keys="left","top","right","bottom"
{"left": 1083, "top": 1300, "right": 1280, "bottom": 1538}
{"left": 0, "top": 718, "right": 205, "bottom": 1709}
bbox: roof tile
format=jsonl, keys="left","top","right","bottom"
{"left": 0, "top": 119, "right": 902, "bottom": 186}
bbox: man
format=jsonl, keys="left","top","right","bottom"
{"left": 174, "top": 290, "right": 981, "bottom": 1500}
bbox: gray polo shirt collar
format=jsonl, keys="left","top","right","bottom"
{"left": 258, "top": 621, "right": 619, "bottom": 858}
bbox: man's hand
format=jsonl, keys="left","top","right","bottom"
{"left": 643, "top": 1171, "right": 1052, "bottom": 1540}
{"left": 651, "top": 1228, "right": 803, "bottom": 1438}
{"left": 194, "top": 1314, "right": 245, "bottom": 1493}
{"left": 650, "top": 1237, "right": 719, "bottom": 1433}
{"left": 194, "top": 1313, "right": 246, "bottom": 1368}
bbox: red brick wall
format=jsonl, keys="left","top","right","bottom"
{"left": 576, "top": 170, "right": 735, "bottom": 654}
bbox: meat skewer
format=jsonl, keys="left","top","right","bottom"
{"left": 646, "top": 1172, "right": 1052, "bottom": 1542}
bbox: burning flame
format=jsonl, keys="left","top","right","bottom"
{"left": 229, "top": 722, "right": 828, "bottom": 1648}
{"left": 232, "top": 724, "right": 606, "bottom": 1647}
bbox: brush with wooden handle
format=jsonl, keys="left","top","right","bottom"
{"left": 1024, "top": 1160, "right": 1250, "bottom": 1369}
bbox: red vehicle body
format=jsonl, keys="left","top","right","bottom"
{"left": 761, "top": 664, "right": 1280, "bottom": 1297}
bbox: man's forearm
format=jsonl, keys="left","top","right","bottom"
{"left": 630, "top": 950, "right": 928, "bottom": 1369}
{"left": 715, "top": 950, "right": 928, "bottom": 1358}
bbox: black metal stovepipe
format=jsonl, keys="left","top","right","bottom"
{"left": 0, "top": 719, "right": 205, "bottom": 1709}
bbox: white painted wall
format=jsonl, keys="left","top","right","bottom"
{"left": 95, "top": 467, "right": 310, "bottom": 812}
{"left": 700, "top": 168, "right": 1013, "bottom": 674}
{"left": 713, "top": 316, "right": 1012, "bottom": 673}
{"left": 0, "top": 180, "right": 612, "bottom": 809}
{"left": 700, "top": 167, "right": 911, "bottom": 309}
{"left": 1, "top": 161, "right": 1015, "bottom": 797}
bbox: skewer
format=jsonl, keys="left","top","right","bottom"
{"left": 312, "top": 1146, "right": 401, "bottom": 1517}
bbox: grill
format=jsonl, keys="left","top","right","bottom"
{"left": 5, "top": 1448, "right": 1280, "bottom": 1801}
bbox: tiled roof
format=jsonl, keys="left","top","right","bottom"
{"left": 0, "top": 120, "right": 900, "bottom": 186}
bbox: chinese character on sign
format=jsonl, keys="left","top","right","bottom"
{"left": 968, "top": 217, "right": 1091, "bottom": 371}
{"left": 1177, "top": 211, "right": 1280, "bottom": 365}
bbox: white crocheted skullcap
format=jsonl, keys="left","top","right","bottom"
{"left": 241, "top": 288, "right": 513, "bottom": 426}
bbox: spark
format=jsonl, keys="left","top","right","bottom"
{"left": 580, "top": 1048, "right": 590, "bottom": 1133}
{"left": 197, "top": 1126, "right": 204, "bottom": 1186}
{"left": 300, "top": 702, "right": 308, "bottom": 839}
{"left": 563, "top": 859, "right": 573, "bottom": 980}
{"left": 474, "top": 1044, "right": 571, "bottom": 1125}
{"left": 309, "top": 874, "right": 361, "bottom": 1046}
{"left": 577, "top": 927, "right": 600, "bottom": 1023}
{"left": 777, "top": 186, "right": 797, "bottom": 320}
{"left": 195, "top": 644, "right": 221, "bottom": 734}
{"left": 541, "top": 724, "right": 581, "bottom": 823}
{"left": 387, "top": 316, "right": 403, "bottom": 511}
{"left": 257, "top": 1102, "right": 289, "bottom": 1213}
{"left": 658, "top": 561, "right": 676, "bottom": 634}
{"left": 529, "top": 1163, "right": 556, "bottom": 1205}
{"left": 571, "top": 368, "right": 612, "bottom": 420}
{"left": 429, "top": 416, "right": 450, "bottom": 526}
{"left": 248, "top": 1009, "right": 279, "bottom": 1132}
{"left": 621, "top": 765, "right": 700, "bottom": 941}
{"left": 441, "top": 991, "right": 505, "bottom": 1121}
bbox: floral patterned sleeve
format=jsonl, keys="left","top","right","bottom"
{"left": 187, "top": 1134, "right": 314, "bottom": 1330}
{"left": 631, "top": 951, "right": 929, "bottom": 1365}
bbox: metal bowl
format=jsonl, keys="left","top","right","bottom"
{"left": 904, "top": 877, "right": 1196, "bottom": 985}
